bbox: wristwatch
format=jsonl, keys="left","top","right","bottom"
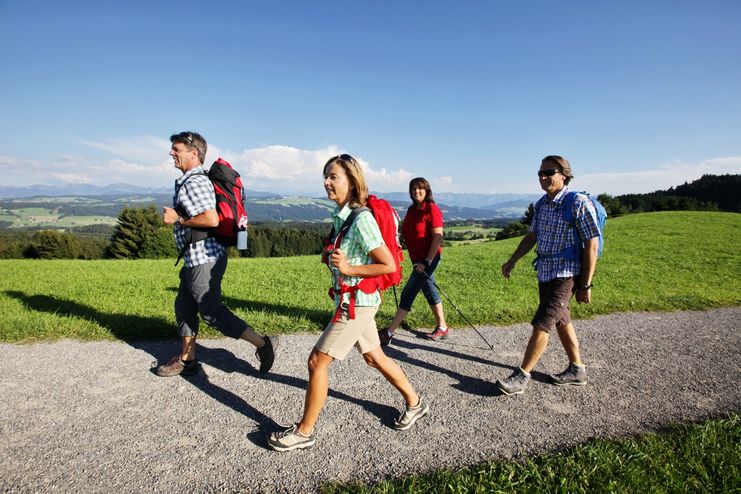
{"left": 578, "top": 283, "right": 593, "bottom": 290}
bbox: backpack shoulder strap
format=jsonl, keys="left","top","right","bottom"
{"left": 561, "top": 191, "right": 581, "bottom": 225}
{"left": 332, "top": 206, "right": 370, "bottom": 247}
{"left": 174, "top": 170, "right": 209, "bottom": 214}
{"left": 173, "top": 170, "right": 210, "bottom": 266}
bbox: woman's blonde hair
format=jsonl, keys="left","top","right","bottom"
{"left": 324, "top": 154, "right": 368, "bottom": 208}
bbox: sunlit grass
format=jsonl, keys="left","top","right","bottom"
{"left": 0, "top": 211, "right": 739, "bottom": 342}
{"left": 322, "top": 414, "right": 741, "bottom": 494}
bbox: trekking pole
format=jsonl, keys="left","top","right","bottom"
{"left": 422, "top": 271, "right": 494, "bottom": 350}
{"left": 392, "top": 285, "right": 413, "bottom": 332}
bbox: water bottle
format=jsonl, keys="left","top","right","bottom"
{"left": 237, "top": 229, "right": 248, "bottom": 250}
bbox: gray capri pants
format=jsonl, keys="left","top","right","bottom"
{"left": 175, "top": 255, "right": 249, "bottom": 339}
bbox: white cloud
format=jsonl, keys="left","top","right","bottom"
{"left": 0, "top": 154, "right": 45, "bottom": 173}
{"left": 221, "top": 144, "right": 415, "bottom": 194}
{"left": 48, "top": 172, "right": 94, "bottom": 184}
{"left": 432, "top": 176, "right": 454, "bottom": 192}
{"left": 4, "top": 135, "right": 739, "bottom": 198}
{"left": 224, "top": 145, "right": 332, "bottom": 183}
{"left": 574, "top": 157, "right": 741, "bottom": 195}
{"left": 79, "top": 136, "right": 170, "bottom": 163}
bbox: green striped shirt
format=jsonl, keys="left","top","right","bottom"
{"left": 330, "top": 204, "right": 385, "bottom": 307}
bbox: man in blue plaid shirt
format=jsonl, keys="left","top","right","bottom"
{"left": 497, "top": 155, "right": 600, "bottom": 395}
{"left": 155, "top": 131, "right": 275, "bottom": 378}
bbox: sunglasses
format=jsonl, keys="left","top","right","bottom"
{"left": 335, "top": 153, "right": 355, "bottom": 162}
{"left": 174, "top": 132, "right": 194, "bottom": 146}
{"left": 537, "top": 169, "right": 560, "bottom": 177}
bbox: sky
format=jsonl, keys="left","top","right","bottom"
{"left": 1, "top": 0, "right": 740, "bottom": 197}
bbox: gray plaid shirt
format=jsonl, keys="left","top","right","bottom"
{"left": 173, "top": 166, "right": 225, "bottom": 267}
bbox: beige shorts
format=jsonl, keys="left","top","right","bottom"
{"left": 314, "top": 305, "right": 380, "bottom": 360}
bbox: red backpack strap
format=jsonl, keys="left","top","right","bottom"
{"left": 325, "top": 207, "right": 370, "bottom": 319}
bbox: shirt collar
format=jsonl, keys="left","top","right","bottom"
{"left": 332, "top": 202, "right": 353, "bottom": 223}
{"left": 176, "top": 165, "right": 207, "bottom": 187}
{"left": 546, "top": 186, "right": 569, "bottom": 204}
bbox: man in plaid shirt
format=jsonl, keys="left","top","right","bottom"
{"left": 497, "top": 155, "right": 600, "bottom": 395}
{"left": 155, "top": 131, "right": 275, "bottom": 378}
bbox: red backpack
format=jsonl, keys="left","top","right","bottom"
{"left": 323, "top": 195, "right": 404, "bottom": 321}
{"left": 208, "top": 158, "right": 248, "bottom": 244}
{"left": 175, "top": 158, "right": 248, "bottom": 264}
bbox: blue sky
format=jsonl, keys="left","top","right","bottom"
{"left": 1, "top": 0, "right": 739, "bottom": 196}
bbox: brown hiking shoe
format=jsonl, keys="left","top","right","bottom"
{"left": 156, "top": 356, "right": 198, "bottom": 377}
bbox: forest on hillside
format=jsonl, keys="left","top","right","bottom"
{"left": 0, "top": 174, "right": 738, "bottom": 259}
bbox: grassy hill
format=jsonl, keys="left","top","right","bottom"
{"left": 1, "top": 211, "right": 739, "bottom": 493}
{"left": 0, "top": 211, "right": 738, "bottom": 343}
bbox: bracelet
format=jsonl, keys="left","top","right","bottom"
{"left": 578, "top": 283, "right": 593, "bottom": 290}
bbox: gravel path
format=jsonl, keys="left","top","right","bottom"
{"left": 1, "top": 307, "right": 740, "bottom": 493}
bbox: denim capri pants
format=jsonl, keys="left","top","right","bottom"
{"left": 398, "top": 254, "right": 442, "bottom": 311}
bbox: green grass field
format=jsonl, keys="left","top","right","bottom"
{"left": 0, "top": 207, "right": 117, "bottom": 228}
{"left": 1, "top": 210, "right": 739, "bottom": 492}
{"left": 0, "top": 211, "right": 739, "bottom": 342}
{"left": 323, "top": 413, "right": 740, "bottom": 493}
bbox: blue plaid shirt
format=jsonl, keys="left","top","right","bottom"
{"left": 531, "top": 187, "right": 600, "bottom": 283}
{"left": 173, "top": 166, "right": 225, "bottom": 267}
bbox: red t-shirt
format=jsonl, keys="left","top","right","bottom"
{"left": 401, "top": 201, "right": 443, "bottom": 262}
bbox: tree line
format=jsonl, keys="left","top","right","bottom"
{"left": 1, "top": 174, "right": 737, "bottom": 259}
{"left": 0, "top": 206, "right": 331, "bottom": 260}
{"left": 494, "top": 174, "right": 739, "bottom": 241}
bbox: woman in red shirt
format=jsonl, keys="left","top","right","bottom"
{"left": 379, "top": 177, "right": 448, "bottom": 345}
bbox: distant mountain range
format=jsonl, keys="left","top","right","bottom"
{"left": 3, "top": 174, "right": 736, "bottom": 229}
{"left": 0, "top": 184, "right": 539, "bottom": 222}
{"left": 0, "top": 183, "right": 279, "bottom": 199}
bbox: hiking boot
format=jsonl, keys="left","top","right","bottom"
{"left": 393, "top": 396, "right": 429, "bottom": 430}
{"left": 256, "top": 336, "right": 275, "bottom": 374}
{"left": 426, "top": 326, "right": 449, "bottom": 341}
{"left": 551, "top": 363, "right": 587, "bottom": 386}
{"left": 496, "top": 368, "right": 531, "bottom": 395}
{"left": 378, "top": 328, "right": 393, "bottom": 347}
{"left": 156, "top": 356, "right": 198, "bottom": 377}
{"left": 268, "top": 424, "right": 316, "bottom": 452}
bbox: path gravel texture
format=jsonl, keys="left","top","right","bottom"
{"left": 1, "top": 307, "right": 740, "bottom": 493}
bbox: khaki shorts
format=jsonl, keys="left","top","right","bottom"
{"left": 315, "top": 305, "right": 380, "bottom": 360}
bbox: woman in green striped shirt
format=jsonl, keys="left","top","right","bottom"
{"left": 268, "top": 154, "right": 430, "bottom": 452}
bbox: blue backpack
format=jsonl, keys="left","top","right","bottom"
{"left": 533, "top": 190, "right": 607, "bottom": 268}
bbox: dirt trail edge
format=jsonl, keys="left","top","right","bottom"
{"left": 1, "top": 308, "right": 739, "bottom": 493}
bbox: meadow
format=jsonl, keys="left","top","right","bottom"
{"left": 1, "top": 210, "right": 739, "bottom": 492}
{"left": 1, "top": 211, "right": 739, "bottom": 342}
